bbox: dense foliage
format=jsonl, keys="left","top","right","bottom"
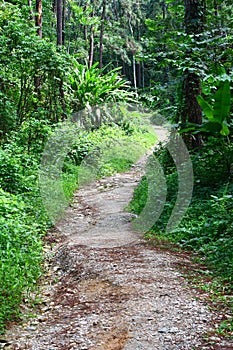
{"left": 130, "top": 136, "right": 233, "bottom": 281}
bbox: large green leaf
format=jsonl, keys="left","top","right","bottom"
{"left": 200, "top": 121, "right": 222, "bottom": 134}
{"left": 197, "top": 95, "right": 214, "bottom": 121}
{"left": 213, "top": 81, "right": 231, "bottom": 123}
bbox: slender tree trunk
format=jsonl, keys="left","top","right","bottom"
{"left": 128, "top": 18, "right": 137, "bottom": 90}
{"left": 99, "top": 0, "right": 106, "bottom": 69}
{"left": 35, "top": 0, "right": 42, "bottom": 38}
{"left": 88, "top": 9, "right": 95, "bottom": 69}
{"left": 57, "top": 0, "right": 63, "bottom": 45}
{"left": 136, "top": 62, "right": 141, "bottom": 88}
{"left": 132, "top": 56, "right": 137, "bottom": 90}
{"left": 62, "top": 0, "right": 66, "bottom": 45}
{"left": 161, "top": 0, "right": 167, "bottom": 20}
{"left": 142, "top": 61, "right": 145, "bottom": 89}
{"left": 136, "top": 23, "right": 141, "bottom": 88}
{"left": 88, "top": 27, "right": 94, "bottom": 68}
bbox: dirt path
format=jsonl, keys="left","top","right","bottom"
{"left": 5, "top": 128, "right": 233, "bottom": 350}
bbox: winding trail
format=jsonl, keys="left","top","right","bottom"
{"left": 5, "top": 127, "right": 233, "bottom": 350}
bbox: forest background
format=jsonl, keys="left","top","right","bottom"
{"left": 0, "top": 0, "right": 232, "bottom": 336}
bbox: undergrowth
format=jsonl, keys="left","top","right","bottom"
{"left": 129, "top": 136, "right": 233, "bottom": 283}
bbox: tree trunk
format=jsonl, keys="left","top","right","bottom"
{"left": 128, "top": 17, "right": 137, "bottom": 90}
{"left": 99, "top": 0, "right": 106, "bottom": 69}
{"left": 62, "top": 0, "right": 66, "bottom": 45}
{"left": 136, "top": 62, "right": 141, "bottom": 88}
{"left": 142, "top": 61, "right": 145, "bottom": 89}
{"left": 88, "top": 27, "right": 94, "bottom": 68}
{"left": 183, "top": 71, "right": 202, "bottom": 148}
{"left": 35, "top": 0, "right": 42, "bottom": 38}
{"left": 132, "top": 56, "right": 137, "bottom": 90}
{"left": 182, "top": 0, "right": 206, "bottom": 148}
{"left": 88, "top": 9, "right": 95, "bottom": 69}
{"left": 57, "top": 0, "right": 63, "bottom": 45}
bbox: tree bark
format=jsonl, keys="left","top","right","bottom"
{"left": 35, "top": 0, "right": 42, "bottom": 38}
{"left": 182, "top": 0, "right": 206, "bottom": 148}
{"left": 62, "top": 0, "right": 66, "bottom": 45}
{"left": 183, "top": 71, "right": 202, "bottom": 148}
{"left": 57, "top": 0, "right": 63, "bottom": 45}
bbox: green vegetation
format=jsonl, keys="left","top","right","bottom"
{"left": 130, "top": 134, "right": 233, "bottom": 281}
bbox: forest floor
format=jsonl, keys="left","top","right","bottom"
{"left": 4, "top": 127, "right": 233, "bottom": 350}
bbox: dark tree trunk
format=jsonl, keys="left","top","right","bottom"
{"left": 57, "top": 0, "right": 63, "bottom": 45}
{"left": 182, "top": 0, "right": 206, "bottom": 148}
{"left": 184, "top": 0, "right": 206, "bottom": 34}
{"left": 183, "top": 71, "right": 202, "bottom": 148}
{"left": 35, "top": 0, "right": 42, "bottom": 38}
{"left": 99, "top": 0, "right": 106, "bottom": 69}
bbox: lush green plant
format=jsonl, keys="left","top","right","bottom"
{"left": 180, "top": 79, "right": 232, "bottom": 137}
{"left": 0, "top": 189, "right": 45, "bottom": 333}
{"left": 69, "top": 62, "right": 135, "bottom": 111}
{"left": 129, "top": 136, "right": 233, "bottom": 283}
{"left": 197, "top": 80, "right": 231, "bottom": 136}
